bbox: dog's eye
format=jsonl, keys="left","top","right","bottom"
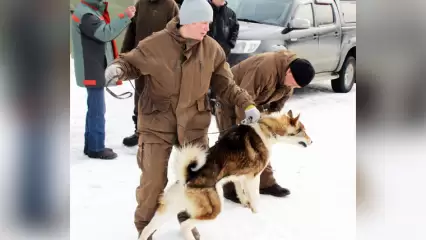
{"left": 288, "top": 133, "right": 295, "bottom": 136}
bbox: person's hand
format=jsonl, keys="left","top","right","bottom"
{"left": 105, "top": 63, "right": 123, "bottom": 85}
{"left": 241, "top": 105, "right": 261, "bottom": 124}
{"left": 125, "top": 6, "right": 136, "bottom": 19}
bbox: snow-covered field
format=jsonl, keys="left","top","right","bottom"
{"left": 70, "top": 58, "right": 356, "bottom": 240}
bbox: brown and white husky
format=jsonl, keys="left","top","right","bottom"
{"left": 139, "top": 110, "right": 313, "bottom": 240}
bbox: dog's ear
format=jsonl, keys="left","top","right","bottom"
{"left": 287, "top": 110, "right": 293, "bottom": 118}
{"left": 294, "top": 113, "right": 300, "bottom": 122}
{"left": 290, "top": 113, "right": 300, "bottom": 126}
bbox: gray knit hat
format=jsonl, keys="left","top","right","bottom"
{"left": 179, "top": 0, "right": 213, "bottom": 25}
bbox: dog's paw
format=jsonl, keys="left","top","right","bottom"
{"left": 241, "top": 201, "right": 251, "bottom": 209}
{"left": 239, "top": 195, "right": 252, "bottom": 209}
{"left": 250, "top": 205, "right": 259, "bottom": 214}
{"left": 240, "top": 201, "right": 257, "bottom": 213}
{"left": 247, "top": 202, "right": 259, "bottom": 214}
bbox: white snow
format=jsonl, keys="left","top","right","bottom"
{"left": 70, "top": 57, "right": 356, "bottom": 240}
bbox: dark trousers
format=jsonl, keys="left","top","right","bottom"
{"left": 132, "top": 76, "right": 146, "bottom": 130}
{"left": 85, "top": 87, "right": 106, "bottom": 152}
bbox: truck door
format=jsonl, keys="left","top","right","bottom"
{"left": 314, "top": 2, "right": 342, "bottom": 73}
{"left": 286, "top": 3, "right": 320, "bottom": 71}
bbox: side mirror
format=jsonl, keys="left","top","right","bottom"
{"left": 289, "top": 18, "right": 311, "bottom": 29}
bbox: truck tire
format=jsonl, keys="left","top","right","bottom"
{"left": 332, "top": 56, "right": 356, "bottom": 93}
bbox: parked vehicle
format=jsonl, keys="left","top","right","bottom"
{"left": 226, "top": 0, "right": 356, "bottom": 93}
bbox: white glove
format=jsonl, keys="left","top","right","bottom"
{"left": 241, "top": 106, "right": 261, "bottom": 124}
{"left": 105, "top": 63, "right": 123, "bottom": 86}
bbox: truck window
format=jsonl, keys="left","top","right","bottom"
{"left": 227, "top": 0, "right": 294, "bottom": 26}
{"left": 315, "top": 4, "right": 335, "bottom": 26}
{"left": 340, "top": 1, "right": 356, "bottom": 23}
{"left": 294, "top": 4, "right": 314, "bottom": 27}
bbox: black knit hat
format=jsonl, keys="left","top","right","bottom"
{"left": 289, "top": 58, "right": 315, "bottom": 87}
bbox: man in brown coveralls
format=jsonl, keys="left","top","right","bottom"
{"left": 104, "top": 0, "right": 261, "bottom": 238}
{"left": 215, "top": 50, "right": 315, "bottom": 203}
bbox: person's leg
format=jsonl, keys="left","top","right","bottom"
{"left": 259, "top": 163, "right": 276, "bottom": 188}
{"left": 86, "top": 87, "right": 105, "bottom": 151}
{"left": 84, "top": 111, "right": 89, "bottom": 154}
{"left": 123, "top": 77, "right": 144, "bottom": 147}
{"left": 135, "top": 135, "right": 172, "bottom": 238}
{"left": 86, "top": 87, "right": 117, "bottom": 159}
{"left": 259, "top": 163, "right": 291, "bottom": 197}
{"left": 84, "top": 110, "right": 112, "bottom": 155}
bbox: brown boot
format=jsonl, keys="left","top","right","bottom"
{"left": 259, "top": 183, "right": 291, "bottom": 197}
{"left": 223, "top": 182, "right": 241, "bottom": 204}
{"left": 177, "top": 211, "right": 200, "bottom": 240}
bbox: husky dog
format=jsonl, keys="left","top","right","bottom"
{"left": 139, "top": 110, "right": 312, "bottom": 240}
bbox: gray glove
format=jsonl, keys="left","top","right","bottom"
{"left": 241, "top": 106, "right": 261, "bottom": 124}
{"left": 105, "top": 63, "right": 123, "bottom": 86}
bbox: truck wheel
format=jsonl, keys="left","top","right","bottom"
{"left": 332, "top": 56, "right": 356, "bottom": 93}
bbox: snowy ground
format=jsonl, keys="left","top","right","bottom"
{"left": 70, "top": 58, "right": 356, "bottom": 240}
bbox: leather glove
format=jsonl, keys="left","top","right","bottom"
{"left": 105, "top": 63, "right": 123, "bottom": 86}
{"left": 241, "top": 105, "right": 261, "bottom": 124}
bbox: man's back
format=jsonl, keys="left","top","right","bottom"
{"left": 231, "top": 52, "right": 278, "bottom": 86}
{"left": 121, "top": 0, "right": 179, "bottom": 53}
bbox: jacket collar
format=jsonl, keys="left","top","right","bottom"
{"left": 165, "top": 17, "right": 200, "bottom": 53}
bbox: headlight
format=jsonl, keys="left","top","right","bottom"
{"left": 231, "top": 40, "right": 261, "bottom": 54}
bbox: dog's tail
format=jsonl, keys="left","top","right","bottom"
{"left": 173, "top": 144, "right": 207, "bottom": 184}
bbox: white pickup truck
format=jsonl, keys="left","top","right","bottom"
{"left": 227, "top": 0, "right": 356, "bottom": 93}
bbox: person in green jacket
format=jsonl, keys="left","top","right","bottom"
{"left": 71, "top": 0, "right": 135, "bottom": 159}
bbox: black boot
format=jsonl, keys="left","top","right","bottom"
{"left": 177, "top": 211, "right": 200, "bottom": 240}
{"left": 259, "top": 183, "right": 291, "bottom": 197}
{"left": 87, "top": 148, "right": 118, "bottom": 160}
{"left": 123, "top": 115, "right": 139, "bottom": 147}
{"left": 84, "top": 145, "right": 112, "bottom": 155}
{"left": 123, "top": 132, "right": 139, "bottom": 147}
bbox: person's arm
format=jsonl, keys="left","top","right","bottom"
{"left": 234, "top": 66, "right": 273, "bottom": 121}
{"left": 237, "top": 67, "right": 268, "bottom": 101}
{"left": 105, "top": 44, "right": 154, "bottom": 83}
{"left": 228, "top": 10, "right": 239, "bottom": 49}
{"left": 121, "top": 2, "right": 139, "bottom": 53}
{"left": 210, "top": 48, "right": 255, "bottom": 111}
{"left": 79, "top": 12, "right": 132, "bottom": 43}
{"left": 268, "top": 88, "right": 294, "bottom": 113}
